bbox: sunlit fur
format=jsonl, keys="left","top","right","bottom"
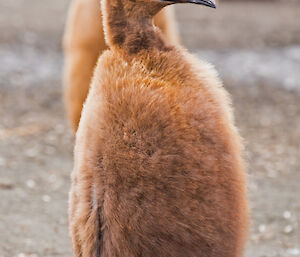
{"left": 69, "top": 0, "right": 249, "bottom": 256}
{"left": 63, "top": 0, "right": 179, "bottom": 132}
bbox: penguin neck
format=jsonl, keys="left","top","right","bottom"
{"left": 102, "top": 0, "right": 171, "bottom": 54}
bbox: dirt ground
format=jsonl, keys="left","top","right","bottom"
{"left": 0, "top": 0, "right": 300, "bottom": 257}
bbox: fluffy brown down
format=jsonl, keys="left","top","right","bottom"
{"left": 69, "top": 0, "right": 249, "bottom": 256}
{"left": 63, "top": 0, "right": 178, "bottom": 132}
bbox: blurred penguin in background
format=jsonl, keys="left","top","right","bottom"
{"left": 63, "top": 0, "right": 179, "bottom": 132}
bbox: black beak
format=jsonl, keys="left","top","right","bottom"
{"left": 163, "top": 0, "right": 216, "bottom": 8}
{"left": 188, "top": 0, "right": 216, "bottom": 8}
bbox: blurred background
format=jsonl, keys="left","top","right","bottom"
{"left": 0, "top": 0, "right": 299, "bottom": 256}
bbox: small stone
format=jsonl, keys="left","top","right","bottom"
{"left": 284, "top": 225, "right": 293, "bottom": 234}
{"left": 42, "top": 195, "right": 51, "bottom": 203}
{"left": 26, "top": 179, "right": 36, "bottom": 189}
{"left": 287, "top": 248, "right": 300, "bottom": 256}
{"left": 283, "top": 211, "right": 292, "bottom": 219}
{"left": 258, "top": 224, "right": 266, "bottom": 233}
{"left": 0, "top": 178, "right": 14, "bottom": 190}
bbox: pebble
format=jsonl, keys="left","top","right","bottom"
{"left": 287, "top": 248, "right": 300, "bottom": 256}
{"left": 284, "top": 225, "right": 293, "bottom": 234}
{"left": 26, "top": 179, "right": 36, "bottom": 189}
{"left": 42, "top": 195, "right": 51, "bottom": 203}
{"left": 283, "top": 211, "right": 292, "bottom": 219}
{"left": 0, "top": 178, "right": 14, "bottom": 189}
{"left": 258, "top": 224, "right": 267, "bottom": 233}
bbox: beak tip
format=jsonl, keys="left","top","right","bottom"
{"left": 207, "top": 0, "right": 217, "bottom": 8}
{"left": 195, "top": 0, "right": 217, "bottom": 8}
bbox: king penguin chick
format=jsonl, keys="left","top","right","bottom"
{"left": 69, "top": 0, "right": 249, "bottom": 256}
{"left": 63, "top": 0, "right": 178, "bottom": 132}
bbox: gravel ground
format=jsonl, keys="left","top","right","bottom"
{"left": 198, "top": 47, "right": 300, "bottom": 92}
{"left": 0, "top": 0, "right": 300, "bottom": 257}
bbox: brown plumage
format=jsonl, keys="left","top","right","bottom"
{"left": 69, "top": 0, "right": 249, "bottom": 256}
{"left": 63, "top": 0, "right": 178, "bottom": 132}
